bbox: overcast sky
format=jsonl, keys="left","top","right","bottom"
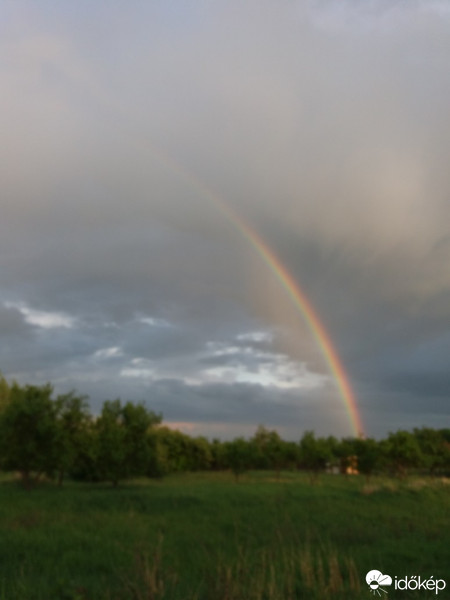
{"left": 1, "top": 0, "right": 449, "bottom": 439}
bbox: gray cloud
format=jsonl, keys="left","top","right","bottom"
{"left": 0, "top": 304, "right": 33, "bottom": 344}
{"left": 0, "top": 0, "right": 449, "bottom": 438}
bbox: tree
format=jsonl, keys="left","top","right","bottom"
{"left": 147, "top": 429, "right": 171, "bottom": 478}
{"left": 210, "top": 438, "right": 227, "bottom": 470}
{"left": 412, "top": 427, "right": 448, "bottom": 476}
{"left": 54, "top": 391, "right": 92, "bottom": 486}
{"left": 382, "top": 430, "right": 422, "bottom": 478}
{"left": 95, "top": 399, "right": 161, "bottom": 486}
{"left": 353, "top": 437, "right": 380, "bottom": 481}
{"left": 95, "top": 399, "right": 126, "bottom": 486}
{"left": 0, "top": 383, "right": 59, "bottom": 488}
{"left": 150, "top": 427, "right": 191, "bottom": 473}
{"left": 68, "top": 418, "right": 100, "bottom": 482}
{"left": 122, "top": 401, "right": 161, "bottom": 477}
{"left": 224, "top": 437, "right": 254, "bottom": 481}
{"left": 335, "top": 437, "right": 359, "bottom": 475}
{"left": 299, "top": 431, "right": 331, "bottom": 483}
{"left": 187, "top": 436, "right": 212, "bottom": 471}
{"left": 0, "top": 373, "right": 11, "bottom": 413}
{"left": 438, "top": 430, "right": 450, "bottom": 474}
{"left": 251, "top": 425, "right": 289, "bottom": 480}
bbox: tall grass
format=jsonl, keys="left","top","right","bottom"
{"left": 0, "top": 471, "right": 448, "bottom": 599}
{"left": 123, "top": 538, "right": 360, "bottom": 600}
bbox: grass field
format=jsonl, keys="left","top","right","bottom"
{"left": 0, "top": 471, "right": 449, "bottom": 599}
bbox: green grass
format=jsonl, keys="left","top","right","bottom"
{"left": 0, "top": 471, "right": 449, "bottom": 599}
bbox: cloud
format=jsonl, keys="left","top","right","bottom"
{"left": 120, "top": 367, "right": 155, "bottom": 379}
{"left": 139, "top": 317, "right": 172, "bottom": 328}
{"left": 93, "top": 346, "right": 123, "bottom": 360}
{"left": 0, "top": 303, "right": 32, "bottom": 338}
{"left": 3, "top": 302, "right": 75, "bottom": 329}
{"left": 0, "top": 1, "right": 449, "bottom": 437}
{"left": 199, "top": 340, "right": 327, "bottom": 390}
{"left": 236, "top": 331, "right": 273, "bottom": 344}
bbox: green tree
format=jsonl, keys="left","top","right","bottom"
{"left": 187, "top": 436, "right": 212, "bottom": 471}
{"left": 299, "top": 431, "right": 331, "bottom": 483}
{"left": 353, "top": 437, "right": 380, "bottom": 481}
{"left": 224, "top": 437, "right": 254, "bottom": 481}
{"left": 54, "top": 391, "right": 92, "bottom": 486}
{"left": 413, "top": 427, "right": 448, "bottom": 476}
{"left": 68, "top": 418, "right": 100, "bottom": 482}
{"left": 95, "top": 399, "right": 126, "bottom": 486}
{"left": 0, "top": 383, "right": 59, "bottom": 488}
{"left": 210, "top": 438, "right": 227, "bottom": 470}
{"left": 122, "top": 401, "right": 161, "bottom": 477}
{"left": 150, "top": 427, "right": 192, "bottom": 472}
{"left": 251, "top": 425, "right": 289, "bottom": 480}
{"left": 147, "top": 428, "right": 171, "bottom": 478}
{"left": 335, "top": 437, "right": 359, "bottom": 475}
{"left": 96, "top": 399, "right": 161, "bottom": 486}
{"left": 0, "top": 373, "right": 11, "bottom": 413}
{"left": 382, "top": 430, "right": 422, "bottom": 478}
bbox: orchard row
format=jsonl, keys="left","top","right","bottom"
{"left": 0, "top": 376, "right": 449, "bottom": 487}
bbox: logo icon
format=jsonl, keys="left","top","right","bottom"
{"left": 366, "top": 570, "right": 392, "bottom": 596}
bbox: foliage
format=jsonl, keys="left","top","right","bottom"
{"left": 95, "top": 399, "right": 161, "bottom": 486}
{"left": 0, "top": 372, "right": 11, "bottom": 412}
{"left": 54, "top": 391, "right": 92, "bottom": 486}
{"left": 412, "top": 427, "right": 450, "bottom": 475}
{"left": 210, "top": 437, "right": 228, "bottom": 470}
{"left": 299, "top": 431, "right": 332, "bottom": 482}
{"left": 149, "top": 427, "right": 212, "bottom": 474}
{"left": 0, "top": 377, "right": 163, "bottom": 486}
{"left": 0, "top": 375, "right": 448, "bottom": 488}
{"left": 382, "top": 430, "right": 423, "bottom": 478}
{"left": 0, "top": 383, "right": 59, "bottom": 487}
{"left": 251, "top": 425, "right": 297, "bottom": 478}
{"left": 122, "top": 401, "right": 162, "bottom": 476}
{"left": 224, "top": 437, "right": 254, "bottom": 481}
{"left": 353, "top": 437, "right": 380, "bottom": 480}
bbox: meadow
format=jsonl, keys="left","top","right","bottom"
{"left": 0, "top": 471, "right": 449, "bottom": 600}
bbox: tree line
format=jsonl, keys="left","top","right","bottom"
{"left": 0, "top": 377, "right": 449, "bottom": 487}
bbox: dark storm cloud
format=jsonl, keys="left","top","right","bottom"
{"left": 0, "top": 0, "right": 449, "bottom": 437}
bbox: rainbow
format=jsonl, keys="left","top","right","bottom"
{"left": 222, "top": 206, "right": 364, "bottom": 438}
{"left": 162, "top": 163, "right": 365, "bottom": 437}
{"left": 115, "top": 135, "right": 364, "bottom": 436}
{"left": 68, "top": 75, "right": 365, "bottom": 435}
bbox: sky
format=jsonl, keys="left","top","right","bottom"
{"left": 1, "top": 0, "right": 449, "bottom": 440}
